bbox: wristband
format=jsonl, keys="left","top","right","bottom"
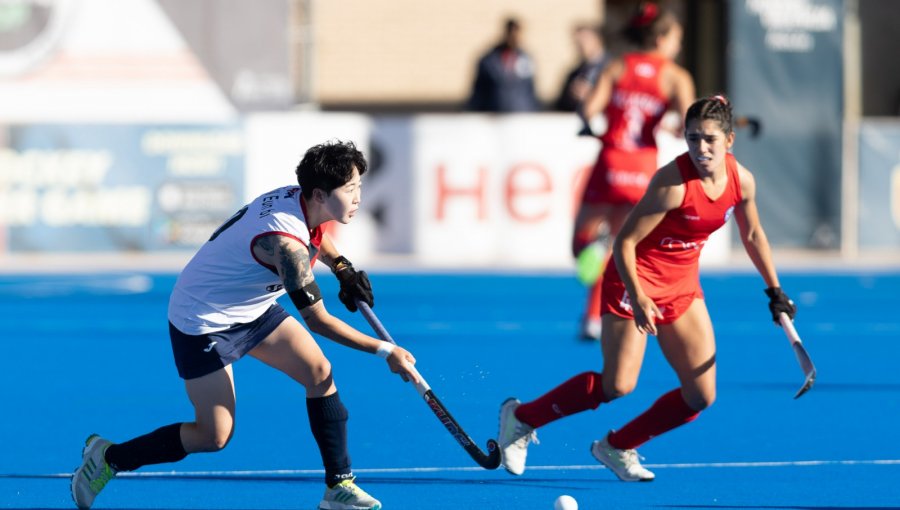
{"left": 375, "top": 342, "right": 395, "bottom": 359}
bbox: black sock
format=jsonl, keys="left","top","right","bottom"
{"left": 104, "top": 423, "right": 188, "bottom": 472}
{"left": 307, "top": 392, "right": 353, "bottom": 486}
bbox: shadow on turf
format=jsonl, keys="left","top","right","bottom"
{"left": 122, "top": 474, "right": 612, "bottom": 491}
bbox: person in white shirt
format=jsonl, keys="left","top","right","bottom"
{"left": 71, "top": 140, "right": 416, "bottom": 510}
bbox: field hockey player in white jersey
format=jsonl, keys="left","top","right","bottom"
{"left": 71, "top": 140, "right": 418, "bottom": 510}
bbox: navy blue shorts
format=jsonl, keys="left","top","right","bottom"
{"left": 169, "top": 304, "right": 291, "bottom": 380}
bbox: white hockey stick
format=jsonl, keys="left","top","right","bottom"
{"left": 778, "top": 312, "right": 817, "bottom": 399}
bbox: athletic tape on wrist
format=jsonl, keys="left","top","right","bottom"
{"left": 375, "top": 342, "right": 395, "bottom": 359}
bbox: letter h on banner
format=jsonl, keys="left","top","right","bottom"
{"left": 434, "top": 164, "right": 487, "bottom": 221}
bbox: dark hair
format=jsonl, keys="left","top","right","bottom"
{"left": 685, "top": 94, "right": 734, "bottom": 134}
{"left": 624, "top": 2, "right": 678, "bottom": 49}
{"left": 295, "top": 140, "right": 368, "bottom": 199}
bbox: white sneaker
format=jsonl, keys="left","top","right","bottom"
{"left": 591, "top": 433, "right": 655, "bottom": 482}
{"left": 318, "top": 478, "right": 381, "bottom": 510}
{"left": 580, "top": 317, "right": 602, "bottom": 341}
{"left": 71, "top": 434, "right": 117, "bottom": 509}
{"left": 498, "top": 398, "right": 539, "bottom": 475}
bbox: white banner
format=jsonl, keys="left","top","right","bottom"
{"left": 413, "top": 114, "right": 599, "bottom": 268}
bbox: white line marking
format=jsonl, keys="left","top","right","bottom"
{"left": 22, "top": 459, "right": 900, "bottom": 479}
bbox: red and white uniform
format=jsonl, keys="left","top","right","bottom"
{"left": 168, "top": 186, "right": 323, "bottom": 335}
{"left": 582, "top": 53, "right": 670, "bottom": 206}
{"left": 600, "top": 152, "right": 742, "bottom": 324}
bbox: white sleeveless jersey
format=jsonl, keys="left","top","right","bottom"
{"left": 168, "top": 185, "right": 323, "bottom": 334}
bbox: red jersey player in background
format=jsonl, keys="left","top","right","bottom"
{"left": 498, "top": 95, "right": 797, "bottom": 481}
{"left": 573, "top": 2, "right": 696, "bottom": 340}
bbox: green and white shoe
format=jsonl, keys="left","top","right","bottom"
{"left": 318, "top": 478, "right": 382, "bottom": 510}
{"left": 71, "top": 434, "right": 117, "bottom": 509}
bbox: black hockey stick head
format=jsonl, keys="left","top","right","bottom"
{"left": 423, "top": 390, "right": 502, "bottom": 470}
{"left": 475, "top": 439, "right": 502, "bottom": 469}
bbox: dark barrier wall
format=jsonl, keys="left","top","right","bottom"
{"left": 727, "top": 0, "right": 843, "bottom": 249}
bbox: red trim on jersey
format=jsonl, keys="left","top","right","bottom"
{"left": 299, "top": 195, "right": 324, "bottom": 250}
{"left": 246, "top": 191, "right": 325, "bottom": 274}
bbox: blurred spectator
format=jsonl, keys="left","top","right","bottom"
{"left": 554, "top": 24, "right": 607, "bottom": 112}
{"left": 466, "top": 18, "right": 541, "bottom": 112}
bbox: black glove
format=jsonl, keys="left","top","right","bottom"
{"left": 764, "top": 287, "right": 796, "bottom": 324}
{"left": 333, "top": 256, "right": 373, "bottom": 313}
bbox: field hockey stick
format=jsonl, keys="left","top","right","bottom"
{"left": 735, "top": 115, "right": 762, "bottom": 138}
{"left": 356, "top": 301, "right": 502, "bottom": 469}
{"left": 778, "top": 312, "right": 817, "bottom": 399}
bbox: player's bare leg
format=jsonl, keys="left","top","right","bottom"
{"left": 599, "top": 313, "right": 648, "bottom": 400}
{"left": 181, "top": 366, "right": 237, "bottom": 453}
{"left": 250, "top": 316, "right": 380, "bottom": 510}
{"left": 590, "top": 314, "right": 656, "bottom": 480}
{"left": 594, "top": 300, "right": 717, "bottom": 481}
{"left": 657, "top": 299, "right": 717, "bottom": 411}
{"left": 249, "top": 316, "right": 335, "bottom": 397}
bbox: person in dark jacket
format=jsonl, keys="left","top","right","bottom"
{"left": 466, "top": 18, "right": 541, "bottom": 112}
{"left": 555, "top": 24, "right": 607, "bottom": 112}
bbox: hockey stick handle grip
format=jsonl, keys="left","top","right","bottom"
{"left": 357, "top": 301, "right": 430, "bottom": 395}
{"left": 358, "top": 301, "right": 396, "bottom": 344}
{"left": 778, "top": 312, "right": 802, "bottom": 344}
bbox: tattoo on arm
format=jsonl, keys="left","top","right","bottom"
{"left": 255, "top": 235, "right": 277, "bottom": 257}
{"left": 318, "top": 252, "right": 335, "bottom": 269}
{"left": 316, "top": 234, "right": 340, "bottom": 270}
{"left": 276, "top": 238, "right": 315, "bottom": 293}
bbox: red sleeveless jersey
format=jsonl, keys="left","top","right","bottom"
{"left": 600, "top": 153, "right": 743, "bottom": 323}
{"left": 601, "top": 53, "right": 670, "bottom": 151}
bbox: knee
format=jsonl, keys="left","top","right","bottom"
{"left": 195, "top": 424, "right": 234, "bottom": 452}
{"left": 603, "top": 378, "right": 638, "bottom": 401}
{"left": 684, "top": 390, "right": 716, "bottom": 411}
{"left": 307, "top": 358, "right": 334, "bottom": 392}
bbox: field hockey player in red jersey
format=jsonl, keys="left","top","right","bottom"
{"left": 71, "top": 140, "right": 417, "bottom": 510}
{"left": 498, "top": 94, "right": 797, "bottom": 481}
{"left": 573, "top": 1, "right": 696, "bottom": 340}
